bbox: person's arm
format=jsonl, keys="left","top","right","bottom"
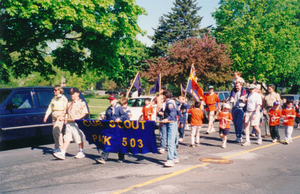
{"left": 43, "top": 99, "right": 53, "bottom": 123}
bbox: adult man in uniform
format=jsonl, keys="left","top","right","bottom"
{"left": 53, "top": 87, "right": 88, "bottom": 160}
{"left": 263, "top": 85, "right": 281, "bottom": 138}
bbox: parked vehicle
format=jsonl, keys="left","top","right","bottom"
{"left": 281, "top": 94, "right": 300, "bottom": 105}
{"left": 0, "top": 87, "right": 89, "bottom": 146}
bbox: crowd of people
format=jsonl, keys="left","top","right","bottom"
{"left": 45, "top": 72, "right": 300, "bottom": 167}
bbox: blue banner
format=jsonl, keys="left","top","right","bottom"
{"left": 75, "top": 120, "right": 158, "bottom": 154}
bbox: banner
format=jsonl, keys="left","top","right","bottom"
{"left": 75, "top": 120, "right": 158, "bottom": 154}
{"left": 186, "top": 65, "right": 204, "bottom": 101}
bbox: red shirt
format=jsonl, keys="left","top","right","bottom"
{"left": 204, "top": 93, "right": 219, "bottom": 112}
{"left": 268, "top": 108, "right": 281, "bottom": 126}
{"left": 217, "top": 111, "right": 232, "bottom": 129}
{"left": 142, "top": 105, "right": 154, "bottom": 120}
{"left": 282, "top": 108, "right": 296, "bottom": 126}
{"left": 188, "top": 108, "right": 204, "bottom": 126}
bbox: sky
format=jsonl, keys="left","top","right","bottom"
{"left": 136, "top": 0, "right": 221, "bottom": 46}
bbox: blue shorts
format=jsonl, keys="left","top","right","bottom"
{"left": 219, "top": 128, "right": 230, "bottom": 135}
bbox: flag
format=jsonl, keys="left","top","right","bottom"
{"left": 133, "top": 73, "right": 143, "bottom": 96}
{"left": 150, "top": 74, "right": 160, "bottom": 94}
{"left": 186, "top": 65, "right": 204, "bottom": 101}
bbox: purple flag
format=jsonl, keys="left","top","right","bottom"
{"left": 133, "top": 74, "right": 142, "bottom": 96}
{"left": 150, "top": 75, "right": 160, "bottom": 94}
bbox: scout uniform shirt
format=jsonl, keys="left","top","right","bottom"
{"left": 105, "top": 104, "right": 122, "bottom": 120}
{"left": 268, "top": 108, "right": 281, "bottom": 126}
{"left": 217, "top": 111, "right": 233, "bottom": 129}
{"left": 67, "top": 98, "right": 88, "bottom": 120}
{"left": 204, "top": 93, "right": 220, "bottom": 112}
{"left": 282, "top": 108, "right": 296, "bottom": 126}
{"left": 45, "top": 94, "right": 68, "bottom": 119}
{"left": 264, "top": 92, "right": 280, "bottom": 108}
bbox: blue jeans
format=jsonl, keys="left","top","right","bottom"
{"left": 160, "top": 124, "right": 167, "bottom": 149}
{"left": 166, "top": 122, "right": 178, "bottom": 160}
{"left": 179, "top": 114, "right": 187, "bottom": 138}
{"left": 232, "top": 108, "right": 244, "bottom": 139}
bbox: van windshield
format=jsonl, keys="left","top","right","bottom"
{"left": 0, "top": 89, "right": 13, "bottom": 105}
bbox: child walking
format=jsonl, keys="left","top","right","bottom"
{"left": 142, "top": 98, "right": 154, "bottom": 120}
{"left": 268, "top": 102, "right": 281, "bottom": 143}
{"left": 217, "top": 103, "right": 232, "bottom": 148}
{"left": 187, "top": 101, "right": 204, "bottom": 147}
{"left": 281, "top": 100, "right": 296, "bottom": 144}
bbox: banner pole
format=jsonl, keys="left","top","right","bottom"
{"left": 126, "top": 72, "right": 139, "bottom": 98}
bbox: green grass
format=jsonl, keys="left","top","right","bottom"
{"left": 85, "top": 97, "right": 110, "bottom": 119}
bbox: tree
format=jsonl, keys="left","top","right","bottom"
{"left": 213, "top": 0, "right": 300, "bottom": 86}
{"left": 143, "top": 35, "right": 233, "bottom": 87}
{"left": 150, "top": 0, "right": 209, "bottom": 57}
{"left": 1, "top": 0, "right": 146, "bottom": 86}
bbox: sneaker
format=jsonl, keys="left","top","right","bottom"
{"left": 205, "top": 131, "right": 210, "bottom": 134}
{"left": 173, "top": 158, "right": 179, "bottom": 164}
{"left": 257, "top": 138, "right": 262, "bottom": 145}
{"left": 264, "top": 134, "right": 270, "bottom": 138}
{"left": 188, "top": 144, "right": 195, "bottom": 148}
{"left": 178, "top": 138, "right": 183, "bottom": 143}
{"left": 53, "top": 151, "right": 65, "bottom": 160}
{"left": 164, "top": 160, "right": 175, "bottom": 167}
{"left": 235, "top": 137, "right": 243, "bottom": 143}
{"left": 117, "top": 159, "right": 124, "bottom": 163}
{"left": 221, "top": 142, "right": 227, "bottom": 149}
{"left": 95, "top": 157, "right": 106, "bottom": 164}
{"left": 53, "top": 148, "right": 60, "bottom": 153}
{"left": 272, "top": 139, "right": 277, "bottom": 143}
{"left": 242, "top": 141, "right": 251, "bottom": 146}
{"left": 211, "top": 128, "right": 216, "bottom": 133}
{"left": 74, "top": 151, "right": 85, "bottom": 159}
{"left": 251, "top": 134, "right": 256, "bottom": 137}
{"left": 195, "top": 143, "right": 200, "bottom": 147}
{"left": 158, "top": 148, "right": 165, "bottom": 154}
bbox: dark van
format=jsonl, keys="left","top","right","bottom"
{"left": 0, "top": 86, "right": 89, "bottom": 146}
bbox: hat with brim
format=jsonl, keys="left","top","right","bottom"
{"left": 273, "top": 101, "right": 280, "bottom": 106}
{"left": 208, "top": 85, "right": 214, "bottom": 89}
{"left": 223, "top": 103, "right": 231, "bottom": 109}
{"left": 108, "top": 94, "right": 118, "bottom": 100}
{"left": 248, "top": 84, "right": 256, "bottom": 89}
{"left": 69, "top": 87, "right": 80, "bottom": 94}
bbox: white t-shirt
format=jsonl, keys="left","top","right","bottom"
{"left": 246, "top": 92, "right": 262, "bottom": 112}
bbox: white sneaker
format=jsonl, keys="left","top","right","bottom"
{"left": 211, "top": 128, "right": 216, "bottom": 133}
{"left": 257, "top": 138, "right": 262, "bottom": 145}
{"left": 95, "top": 158, "right": 106, "bottom": 164}
{"left": 173, "top": 158, "right": 179, "bottom": 164}
{"left": 164, "top": 160, "right": 175, "bottom": 167}
{"left": 221, "top": 141, "right": 227, "bottom": 149}
{"left": 178, "top": 138, "right": 183, "bottom": 142}
{"left": 272, "top": 139, "right": 277, "bottom": 143}
{"left": 53, "top": 151, "right": 65, "bottom": 160}
{"left": 158, "top": 148, "right": 165, "bottom": 154}
{"left": 242, "top": 141, "right": 251, "bottom": 146}
{"left": 53, "top": 148, "right": 60, "bottom": 153}
{"left": 74, "top": 151, "right": 85, "bottom": 159}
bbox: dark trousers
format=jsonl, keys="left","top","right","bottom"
{"left": 101, "top": 152, "right": 125, "bottom": 161}
{"left": 178, "top": 114, "right": 187, "bottom": 138}
{"left": 232, "top": 108, "right": 244, "bottom": 138}
{"left": 270, "top": 125, "right": 280, "bottom": 140}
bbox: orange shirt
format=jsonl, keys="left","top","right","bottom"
{"left": 204, "top": 93, "right": 219, "bottom": 112}
{"left": 142, "top": 105, "right": 154, "bottom": 120}
{"left": 188, "top": 108, "right": 204, "bottom": 126}
{"left": 268, "top": 108, "right": 281, "bottom": 126}
{"left": 217, "top": 111, "right": 232, "bottom": 129}
{"left": 282, "top": 108, "right": 296, "bottom": 126}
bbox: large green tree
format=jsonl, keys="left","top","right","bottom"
{"left": 213, "top": 0, "right": 300, "bottom": 86}
{"left": 150, "top": 0, "right": 209, "bottom": 57}
{"left": 1, "top": 0, "right": 146, "bottom": 86}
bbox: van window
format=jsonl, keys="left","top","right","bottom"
{"left": 218, "top": 93, "right": 225, "bottom": 101}
{"left": 224, "top": 92, "right": 229, "bottom": 100}
{"left": 0, "top": 89, "right": 13, "bottom": 105}
{"left": 7, "top": 91, "right": 34, "bottom": 109}
{"left": 35, "top": 90, "right": 54, "bottom": 108}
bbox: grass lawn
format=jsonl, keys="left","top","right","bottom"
{"left": 84, "top": 96, "right": 110, "bottom": 119}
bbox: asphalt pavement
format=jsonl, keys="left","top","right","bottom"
{"left": 1, "top": 122, "right": 300, "bottom": 194}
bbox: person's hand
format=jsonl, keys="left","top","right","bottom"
{"left": 43, "top": 118, "right": 47, "bottom": 123}
{"left": 252, "top": 113, "right": 257, "bottom": 120}
{"left": 158, "top": 111, "right": 164, "bottom": 116}
{"left": 162, "top": 119, "right": 168, "bottom": 123}
{"left": 115, "top": 118, "right": 121, "bottom": 122}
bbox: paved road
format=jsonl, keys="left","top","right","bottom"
{"left": 1, "top": 122, "right": 300, "bottom": 194}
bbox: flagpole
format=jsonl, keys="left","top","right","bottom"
{"left": 180, "top": 84, "right": 183, "bottom": 96}
{"left": 126, "top": 72, "right": 139, "bottom": 98}
{"left": 159, "top": 73, "right": 161, "bottom": 94}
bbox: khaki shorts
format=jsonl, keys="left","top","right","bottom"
{"left": 64, "top": 122, "right": 85, "bottom": 144}
{"left": 245, "top": 111, "right": 260, "bottom": 126}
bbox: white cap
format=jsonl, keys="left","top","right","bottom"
{"left": 223, "top": 103, "right": 231, "bottom": 109}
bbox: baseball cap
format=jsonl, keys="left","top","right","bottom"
{"left": 108, "top": 94, "right": 118, "bottom": 100}
{"left": 223, "top": 103, "right": 231, "bottom": 109}
{"left": 69, "top": 87, "right": 80, "bottom": 94}
{"left": 273, "top": 101, "right": 280, "bottom": 106}
{"left": 248, "top": 84, "right": 256, "bottom": 89}
{"left": 208, "top": 85, "right": 214, "bottom": 89}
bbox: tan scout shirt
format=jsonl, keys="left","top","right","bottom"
{"left": 45, "top": 94, "right": 68, "bottom": 119}
{"left": 264, "top": 92, "right": 280, "bottom": 108}
{"left": 67, "top": 99, "right": 88, "bottom": 120}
